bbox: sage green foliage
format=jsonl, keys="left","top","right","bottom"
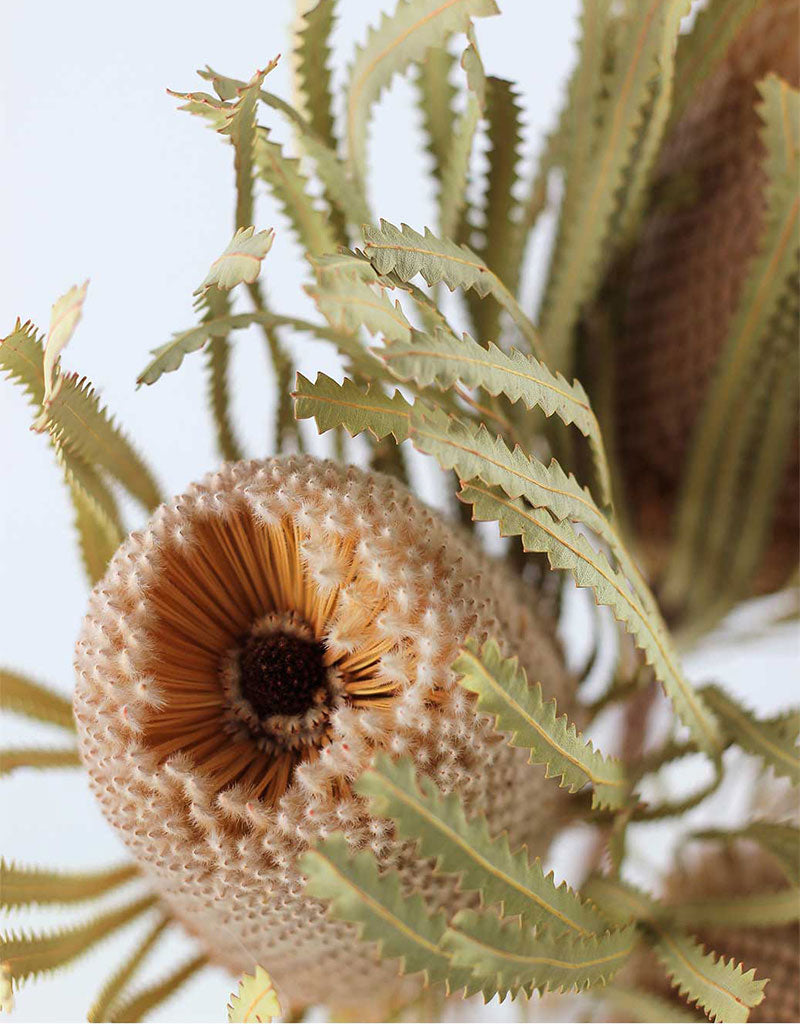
{"left": 0, "top": 862, "right": 138, "bottom": 910}
{"left": 453, "top": 639, "right": 628, "bottom": 809}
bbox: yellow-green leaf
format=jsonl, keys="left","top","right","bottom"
{"left": 196, "top": 227, "right": 274, "bottom": 294}
{"left": 227, "top": 966, "right": 281, "bottom": 1023}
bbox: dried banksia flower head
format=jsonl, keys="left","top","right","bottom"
{"left": 611, "top": 0, "right": 799, "bottom": 595}
{"left": 74, "top": 455, "right": 571, "bottom": 1013}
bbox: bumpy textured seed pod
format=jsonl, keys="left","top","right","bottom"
{"left": 611, "top": 0, "right": 799, "bottom": 590}
{"left": 624, "top": 838, "right": 799, "bottom": 1023}
{"left": 73, "top": 456, "right": 572, "bottom": 1017}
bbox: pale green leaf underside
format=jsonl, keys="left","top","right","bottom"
{"left": 196, "top": 226, "right": 274, "bottom": 293}
{"left": 294, "top": 372, "right": 412, "bottom": 442}
{"left": 601, "top": 984, "right": 705, "bottom": 1023}
{"left": 453, "top": 639, "right": 628, "bottom": 809}
{"left": 227, "top": 965, "right": 281, "bottom": 1023}
{"left": 356, "top": 752, "right": 606, "bottom": 932}
{"left": 43, "top": 281, "right": 89, "bottom": 405}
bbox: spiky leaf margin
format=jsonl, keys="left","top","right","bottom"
{"left": 453, "top": 639, "right": 628, "bottom": 809}
{"left": 356, "top": 753, "right": 607, "bottom": 930}
{"left": 0, "top": 861, "right": 137, "bottom": 910}
{"left": 294, "top": 372, "right": 412, "bottom": 442}
{"left": 0, "top": 669, "right": 75, "bottom": 732}
{"left": 228, "top": 965, "right": 281, "bottom": 1023}
{"left": 196, "top": 227, "right": 274, "bottom": 294}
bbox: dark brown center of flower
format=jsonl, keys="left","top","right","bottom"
{"left": 238, "top": 631, "right": 328, "bottom": 719}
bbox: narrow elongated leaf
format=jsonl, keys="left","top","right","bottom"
{"left": 670, "top": 0, "right": 764, "bottom": 124}
{"left": 0, "top": 861, "right": 137, "bottom": 910}
{"left": 0, "top": 895, "right": 155, "bottom": 986}
{"left": 439, "top": 28, "right": 485, "bottom": 238}
{"left": 699, "top": 684, "right": 799, "bottom": 784}
{"left": 453, "top": 639, "right": 628, "bottom": 809}
{"left": 463, "top": 75, "right": 525, "bottom": 345}
{"left": 57, "top": 441, "right": 124, "bottom": 585}
{"left": 689, "top": 823, "right": 800, "bottom": 885}
{"left": 459, "top": 481, "right": 722, "bottom": 754}
{"left": 308, "top": 269, "right": 412, "bottom": 344}
{"left": 42, "top": 281, "right": 89, "bottom": 406}
{"left": 294, "top": 372, "right": 412, "bottom": 442}
{"left": 356, "top": 753, "right": 607, "bottom": 931}
{"left": 668, "top": 888, "right": 800, "bottom": 928}
{"left": 345, "top": 0, "right": 498, "bottom": 187}
{"left": 416, "top": 47, "right": 457, "bottom": 191}
{"left": 300, "top": 835, "right": 470, "bottom": 993}
{"left": 227, "top": 965, "right": 281, "bottom": 1023}
{"left": 0, "top": 670, "right": 74, "bottom": 732}
{"left": 0, "top": 748, "right": 81, "bottom": 776}
{"left": 293, "top": 0, "right": 338, "bottom": 152}
{"left": 540, "top": 0, "right": 689, "bottom": 371}
{"left": 442, "top": 909, "right": 635, "bottom": 999}
{"left": 196, "top": 227, "right": 274, "bottom": 293}
{"left": 44, "top": 374, "right": 161, "bottom": 512}
{"left": 602, "top": 984, "right": 705, "bottom": 1023}
{"left": 199, "top": 286, "right": 245, "bottom": 462}
{"left": 363, "top": 220, "right": 544, "bottom": 356}
{"left": 107, "top": 954, "right": 208, "bottom": 1023}
{"left": 380, "top": 327, "right": 613, "bottom": 507}
{"left": 664, "top": 76, "right": 800, "bottom": 607}
{"left": 253, "top": 127, "right": 338, "bottom": 257}
{"left": 87, "top": 916, "right": 169, "bottom": 1023}
{"left": 648, "top": 925, "right": 767, "bottom": 1023}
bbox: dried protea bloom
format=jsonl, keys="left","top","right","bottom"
{"left": 623, "top": 837, "right": 799, "bottom": 1022}
{"left": 74, "top": 455, "right": 572, "bottom": 1015}
{"left": 611, "top": 0, "right": 799, "bottom": 590}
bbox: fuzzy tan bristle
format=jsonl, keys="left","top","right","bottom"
{"left": 73, "top": 455, "right": 572, "bottom": 1014}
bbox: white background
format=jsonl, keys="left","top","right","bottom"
{"left": 1, "top": 1, "right": 797, "bottom": 1021}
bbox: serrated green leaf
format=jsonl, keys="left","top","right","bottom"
{"left": 42, "top": 281, "right": 89, "bottom": 406}
{"left": 198, "top": 286, "right": 246, "bottom": 462}
{"left": 540, "top": 0, "right": 689, "bottom": 371}
{"left": 442, "top": 909, "right": 635, "bottom": 999}
{"left": 462, "top": 76, "right": 525, "bottom": 346}
{"left": 44, "top": 374, "right": 161, "bottom": 512}
{"left": 458, "top": 481, "right": 722, "bottom": 754}
{"left": 293, "top": 1, "right": 338, "bottom": 153}
{"left": 668, "top": 888, "right": 800, "bottom": 928}
{"left": 0, "top": 861, "right": 137, "bottom": 910}
{"left": 0, "top": 670, "right": 74, "bottom": 732}
{"left": 669, "top": 0, "right": 764, "bottom": 125}
{"left": 300, "top": 834, "right": 471, "bottom": 993}
{"left": 253, "top": 127, "right": 338, "bottom": 257}
{"left": 439, "top": 29, "right": 485, "bottom": 239}
{"left": 663, "top": 75, "right": 800, "bottom": 609}
{"left": 0, "top": 895, "right": 155, "bottom": 987}
{"left": 362, "top": 220, "right": 544, "bottom": 356}
{"left": 379, "top": 327, "right": 614, "bottom": 508}
{"left": 57, "top": 441, "right": 124, "bottom": 585}
{"left": 345, "top": 0, "right": 498, "bottom": 188}
{"left": 416, "top": 47, "right": 457, "bottom": 193}
{"left": 601, "top": 984, "right": 705, "bottom": 1023}
{"left": 0, "top": 748, "right": 81, "bottom": 776}
{"left": 227, "top": 965, "right": 281, "bottom": 1023}
{"left": 689, "top": 823, "right": 800, "bottom": 885}
{"left": 294, "top": 372, "right": 412, "bottom": 442}
{"left": 195, "top": 227, "right": 274, "bottom": 294}
{"left": 356, "top": 752, "right": 607, "bottom": 931}
{"left": 308, "top": 268, "right": 412, "bottom": 345}
{"left": 87, "top": 916, "right": 169, "bottom": 1024}
{"left": 452, "top": 639, "right": 628, "bottom": 809}
{"left": 107, "top": 954, "right": 208, "bottom": 1023}
{"left": 699, "top": 684, "right": 799, "bottom": 784}
{"left": 648, "top": 925, "right": 767, "bottom": 1023}
{"left": 0, "top": 320, "right": 46, "bottom": 407}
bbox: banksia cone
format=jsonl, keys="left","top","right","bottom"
{"left": 625, "top": 837, "right": 799, "bottom": 1022}
{"left": 611, "top": 0, "right": 799, "bottom": 590}
{"left": 73, "top": 455, "right": 572, "bottom": 1015}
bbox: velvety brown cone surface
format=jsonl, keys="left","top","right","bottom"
{"left": 73, "top": 456, "right": 572, "bottom": 1015}
{"left": 611, "top": 0, "right": 799, "bottom": 589}
{"left": 625, "top": 838, "right": 799, "bottom": 1022}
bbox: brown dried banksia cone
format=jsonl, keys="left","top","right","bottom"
{"left": 609, "top": 0, "right": 799, "bottom": 598}
{"left": 622, "top": 836, "right": 799, "bottom": 1023}
{"left": 73, "top": 455, "right": 572, "bottom": 1014}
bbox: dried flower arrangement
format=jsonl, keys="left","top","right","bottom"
{"left": 1, "top": 1, "right": 798, "bottom": 1023}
